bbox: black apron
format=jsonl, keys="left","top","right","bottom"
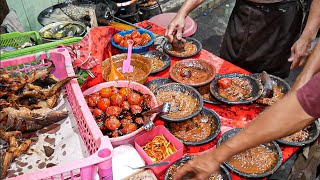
{"left": 220, "top": 0, "right": 303, "bottom": 78}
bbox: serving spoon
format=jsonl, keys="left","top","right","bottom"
{"left": 126, "top": 161, "right": 170, "bottom": 170}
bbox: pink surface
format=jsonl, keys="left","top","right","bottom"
{"left": 134, "top": 125, "right": 184, "bottom": 177}
{"left": 83, "top": 81, "right": 158, "bottom": 147}
{"left": 149, "top": 13, "right": 197, "bottom": 37}
{"left": 1, "top": 49, "right": 113, "bottom": 180}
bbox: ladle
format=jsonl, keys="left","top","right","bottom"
{"left": 108, "top": 51, "right": 125, "bottom": 81}
{"left": 122, "top": 39, "right": 134, "bottom": 73}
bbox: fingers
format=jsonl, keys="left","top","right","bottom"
{"left": 176, "top": 27, "right": 184, "bottom": 40}
{"left": 165, "top": 23, "right": 175, "bottom": 43}
{"left": 173, "top": 163, "right": 195, "bottom": 180}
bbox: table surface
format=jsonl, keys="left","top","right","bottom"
{"left": 135, "top": 20, "right": 299, "bottom": 180}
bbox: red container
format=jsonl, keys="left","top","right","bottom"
{"left": 134, "top": 125, "right": 183, "bottom": 177}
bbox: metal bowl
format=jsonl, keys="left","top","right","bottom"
{"left": 217, "top": 128, "right": 283, "bottom": 179}
{"left": 169, "top": 59, "right": 216, "bottom": 87}
{"left": 166, "top": 107, "right": 221, "bottom": 146}
{"left": 39, "top": 21, "right": 86, "bottom": 42}
{"left": 276, "top": 121, "right": 320, "bottom": 146}
{"left": 251, "top": 73, "right": 291, "bottom": 105}
{"left": 111, "top": 29, "right": 155, "bottom": 53}
{"left": 141, "top": 50, "right": 171, "bottom": 74}
{"left": 164, "top": 156, "right": 232, "bottom": 180}
{"left": 102, "top": 53, "right": 152, "bottom": 84}
{"left": 144, "top": 78, "right": 174, "bottom": 93}
{"left": 163, "top": 37, "right": 202, "bottom": 58}
{"left": 210, "top": 73, "right": 263, "bottom": 105}
{"left": 154, "top": 83, "right": 203, "bottom": 122}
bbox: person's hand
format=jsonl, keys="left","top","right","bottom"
{"left": 173, "top": 153, "right": 221, "bottom": 180}
{"left": 165, "top": 14, "right": 186, "bottom": 43}
{"left": 288, "top": 36, "right": 313, "bottom": 69}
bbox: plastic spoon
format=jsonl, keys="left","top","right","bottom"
{"left": 122, "top": 39, "right": 134, "bottom": 73}
{"left": 108, "top": 51, "right": 125, "bottom": 81}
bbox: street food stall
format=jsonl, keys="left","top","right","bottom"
{"left": 0, "top": 0, "right": 319, "bottom": 179}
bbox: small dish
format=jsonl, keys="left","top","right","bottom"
{"left": 276, "top": 122, "right": 319, "bottom": 146}
{"left": 251, "top": 73, "right": 290, "bottom": 106}
{"left": 217, "top": 128, "right": 282, "bottom": 179}
{"left": 154, "top": 83, "right": 203, "bottom": 122}
{"left": 164, "top": 156, "right": 232, "bottom": 180}
{"left": 144, "top": 78, "right": 174, "bottom": 93}
{"left": 141, "top": 50, "right": 171, "bottom": 74}
{"left": 165, "top": 107, "right": 221, "bottom": 146}
{"left": 163, "top": 37, "right": 202, "bottom": 58}
{"left": 210, "top": 73, "right": 263, "bottom": 105}
{"left": 169, "top": 59, "right": 216, "bottom": 87}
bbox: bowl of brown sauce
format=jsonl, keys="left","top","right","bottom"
{"left": 163, "top": 37, "right": 202, "bottom": 58}
{"left": 169, "top": 59, "right": 216, "bottom": 87}
{"left": 154, "top": 83, "right": 203, "bottom": 122}
{"left": 102, "top": 53, "right": 152, "bottom": 84}
{"left": 141, "top": 50, "right": 171, "bottom": 74}
{"left": 217, "top": 128, "right": 283, "bottom": 178}
{"left": 166, "top": 107, "right": 221, "bottom": 146}
{"left": 165, "top": 156, "right": 232, "bottom": 180}
{"left": 210, "top": 74, "right": 263, "bottom": 105}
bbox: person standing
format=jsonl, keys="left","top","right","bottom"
{"left": 166, "top": 0, "right": 303, "bottom": 78}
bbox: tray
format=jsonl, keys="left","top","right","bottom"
{"left": 0, "top": 48, "right": 113, "bottom": 180}
{"left": 0, "top": 31, "right": 82, "bottom": 60}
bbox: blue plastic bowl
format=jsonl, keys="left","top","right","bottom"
{"left": 111, "top": 29, "right": 155, "bottom": 53}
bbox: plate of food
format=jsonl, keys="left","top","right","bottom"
{"left": 144, "top": 78, "right": 174, "bottom": 93}
{"left": 196, "top": 84, "right": 222, "bottom": 105}
{"left": 217, "top": 128, "right": 282, "bottom": 178}
{"left": 154, "top": 83, "right": 203, "bottom": 122}
{"left": 163, "top": 37, "right": 202, "bottom": 58}
{"left": 251, "top": 73, "right": 290, "bottom": 106}
{"left": 141, "top": 50, "right": 171, "bottom": 74}
{"left": 169, "top": 59, "right": 216, "bottom": 87}
{"left": 276, "top": 122, "right": 319, "bottom": 146}
{"left": 210, "top": 74, "right": 263, "bottom": 104}
{"left": 164, "top": 156, "right": 232, "bottom": 180}
{"left": 166, "top": 107, "right": 221, "bottom": 146}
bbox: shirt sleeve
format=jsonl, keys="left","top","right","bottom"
{"left": 296, "top": 72, "right": 320, "bottom": 118}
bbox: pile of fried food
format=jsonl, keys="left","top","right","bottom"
{"left": 0, "top": 62, "right": 75, "bottom": 178}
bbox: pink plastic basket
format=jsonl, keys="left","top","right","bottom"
{"left": 0, "top": 48, "right": 113, "bottom": 180}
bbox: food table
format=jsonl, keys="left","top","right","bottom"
{"left": 133, "top": 20, "right": 299, "bottom": 180}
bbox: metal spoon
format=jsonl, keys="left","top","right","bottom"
{"left": 126, "top": 161, "right": 170, "bottom": 170}
{"left": 261, "top": 71, "right": 274, "bottom": 98}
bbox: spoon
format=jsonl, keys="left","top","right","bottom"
{"left": 126, "top": 161, "right": 170, "bottom": 170}
{"left": 108, "top": 51, "right": 125, "bottom": 81}
{"left": 261, "top": 71, "right": 274, "bottom": 98}
{"left": 142, "top": 102, "right": 171, "bottom": 131}
{"left": 122, "top": 39, "right": 134, "bottom": 73}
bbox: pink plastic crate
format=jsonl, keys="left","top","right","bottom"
{"left": 134, "top": 125, "right": 183, "bottom": 177}
{"left": 0, "top": 48, "right": 113, "bottom": 180}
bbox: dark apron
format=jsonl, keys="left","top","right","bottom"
{"left": 220, "top": 0, "right": 303, "bottom": 78}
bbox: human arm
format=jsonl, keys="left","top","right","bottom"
{"left": 165, "top": 0, "right": 204, "bottom": 42}
{"left": 289, "top": 0, "right": 320, "bottom": 69}
{"left": 174, "top": 82, "right": 317, "bottom": 179}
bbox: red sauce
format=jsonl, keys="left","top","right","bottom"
{"left": 218, "top": 78, "right": 253, "bottom": 101}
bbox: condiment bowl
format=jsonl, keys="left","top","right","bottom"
{"left": 163, "top": 37, "right": 202, "bottom": 58}
{"left": 217, "top": 128, "right": 283, "bottom": 178}
{"left": 102, "top": 53, "right": 152, "bottom": 84}
{"left": 144, "top": 78, "right": 174, "bottom": 93}
{"left": 166, "top": 107, "right": 221, "bottom": 146}
{"left": 169, "top": 59, "right": 216, "bottom": 87}
{"left": 141, "top": 50, "right": 171, "bottom": 74}
{"left": 154, "top": 83, "right": 203, "bottom": 122}
{"left": 165, "top": 156, "right": 232, "bottom": 180}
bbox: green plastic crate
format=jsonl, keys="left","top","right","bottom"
{"left": 0, "top": 31, "right": 82, "bottom": 60}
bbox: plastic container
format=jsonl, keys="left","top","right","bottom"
{"left": 134, "top": 125, "right": 184, "bottom": 177}
{"left": 82, "top": 81, "right": 158, "bottom": 147}
{"left": 0, "top": 48, "right": 113, "bottom": 180}
{"left": 111, "top": 29, "right": 155, "bottom": 53}
{"left": 0, "top": 31, "right": 82, "bottom": 60}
